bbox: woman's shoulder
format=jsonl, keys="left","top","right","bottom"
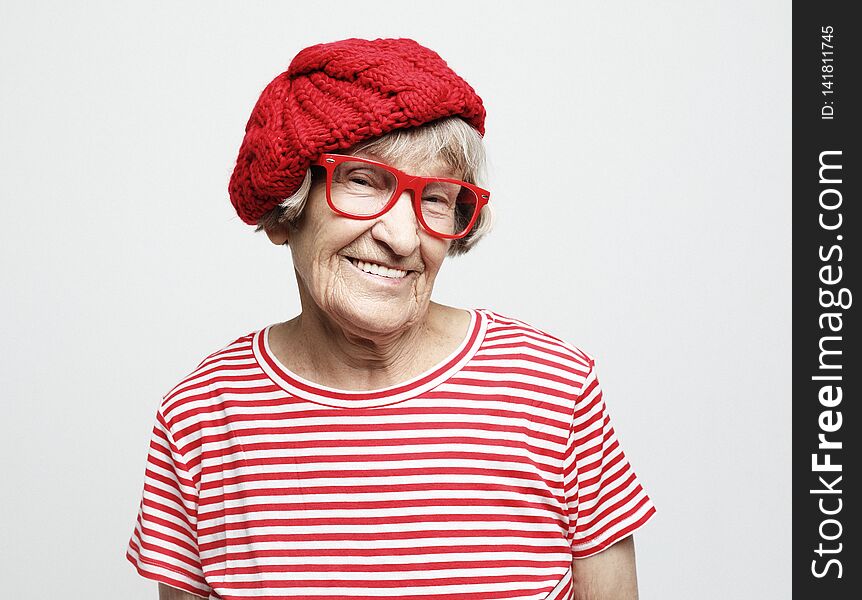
{"left": 158, "top": 327, "right": 265, "bottom": 422}
{"left": 474, "top": 307, "right": 596, "bottom": 370}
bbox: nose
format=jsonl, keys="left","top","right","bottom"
{"left": 370, "top": 190, "right": 421, "bottom": 256}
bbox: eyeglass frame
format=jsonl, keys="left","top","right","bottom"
{"left": 310, "top": 153, "right": 490, "bottom": 240}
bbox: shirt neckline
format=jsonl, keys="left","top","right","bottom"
{"left": 253, "top": 308, "right": 488, "bottom": 409}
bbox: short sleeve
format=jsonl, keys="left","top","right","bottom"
{"left": 563, "top": 356, "right": 656, "bottom": 558}
{"left": 126, "top": 409, "right": 212, "bottom": 598}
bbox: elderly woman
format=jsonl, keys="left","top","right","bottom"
{"left": 126, "top": 38, "right": 655, "bottom": 600}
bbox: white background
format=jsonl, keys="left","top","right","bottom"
{"left": 0, "top": 1, "right": 790, "bottom": 598}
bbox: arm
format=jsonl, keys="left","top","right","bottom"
{"left": 571, "top": 535, "right": 639, "bottom": 600}
{"left": 158, "top": 583, "right": 206, "bottom": 600}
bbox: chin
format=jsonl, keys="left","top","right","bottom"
{"left": 333, "top": 297, "right": 422, "bottom": 335}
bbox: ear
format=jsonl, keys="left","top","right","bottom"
{"left": 264, "top": 220, "right": 290, "bottom": 246}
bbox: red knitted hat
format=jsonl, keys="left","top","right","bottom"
{"left": 229, "top": 37, "right": 486, "bottom": 225}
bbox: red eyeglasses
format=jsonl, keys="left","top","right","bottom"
{"left": 311, "top": 153, "right": 490, "bottom": 240}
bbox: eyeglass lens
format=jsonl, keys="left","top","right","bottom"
{"left": 330, "top": 161, "right": 478, "bottom": 236}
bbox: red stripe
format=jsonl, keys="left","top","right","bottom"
{"left": 175, "top": 404, "right": 570, "bottom": 440}
{"left": 207, "top": 573, "right": 567, "bottom": 589}
{"left": 198, "top": 434, "right": 565, "bottom": 462}
{"left": 205, "top": 557, "right": 570, "bottom": 576}
{"left": 197, "top": 496, "right": 566, "bottom": 521}
{"left": 186, "top": 419, "right": 568, "bottom": 453}
{"left": 206, "top": 543, "right": 569, "bottom": 564}
{"left": 197, "top": 528, "right": 575, "bottom": 552}
{"left": 197, "top": 480, "right": 565, "bottom": 507}
{"left": 200, "top": 449, "right": 560, "bottom": 476}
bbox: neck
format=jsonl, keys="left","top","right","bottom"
{"left": 276, "top": 289, "right": 447, "bottom": 391}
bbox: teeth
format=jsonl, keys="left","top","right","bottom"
{"left": 350, "top": 258, "right": 408, "bottom": 279}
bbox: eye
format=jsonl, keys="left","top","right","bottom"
{"left": 423, "top": 181, "right": 461, "bottom": 206}
{"left": 341, "top": 167, "right": 376, "bottom": 184}
{"left": 334, "top": 164, "right": 391, "bottom": 191}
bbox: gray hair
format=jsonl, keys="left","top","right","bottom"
{"left": 255, "top": 117, "right": 494, "bottom": 256}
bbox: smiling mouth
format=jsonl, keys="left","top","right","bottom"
{"left": 346, "top": 257, "right": 413, "bottom": 279}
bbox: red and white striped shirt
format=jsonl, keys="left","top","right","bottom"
{"left": 126, "top": 308, "right": 655, "bottom": 599}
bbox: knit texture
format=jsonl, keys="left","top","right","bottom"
{"left": 229, "top": 38, "right": 486, "bottom": 225}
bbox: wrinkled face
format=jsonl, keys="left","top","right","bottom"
{"left": 275, "top": 153, "right": 455, "bottom": 336}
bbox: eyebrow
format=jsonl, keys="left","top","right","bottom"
{"left": 348, "top": 151, "right": 460, "bottom": 180}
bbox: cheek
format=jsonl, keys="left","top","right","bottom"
{"left": 421, "top": 239, "right": 451, "bottom": 275}
{"left": 292, "top": 211, "right": 361, "bottom": 269}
